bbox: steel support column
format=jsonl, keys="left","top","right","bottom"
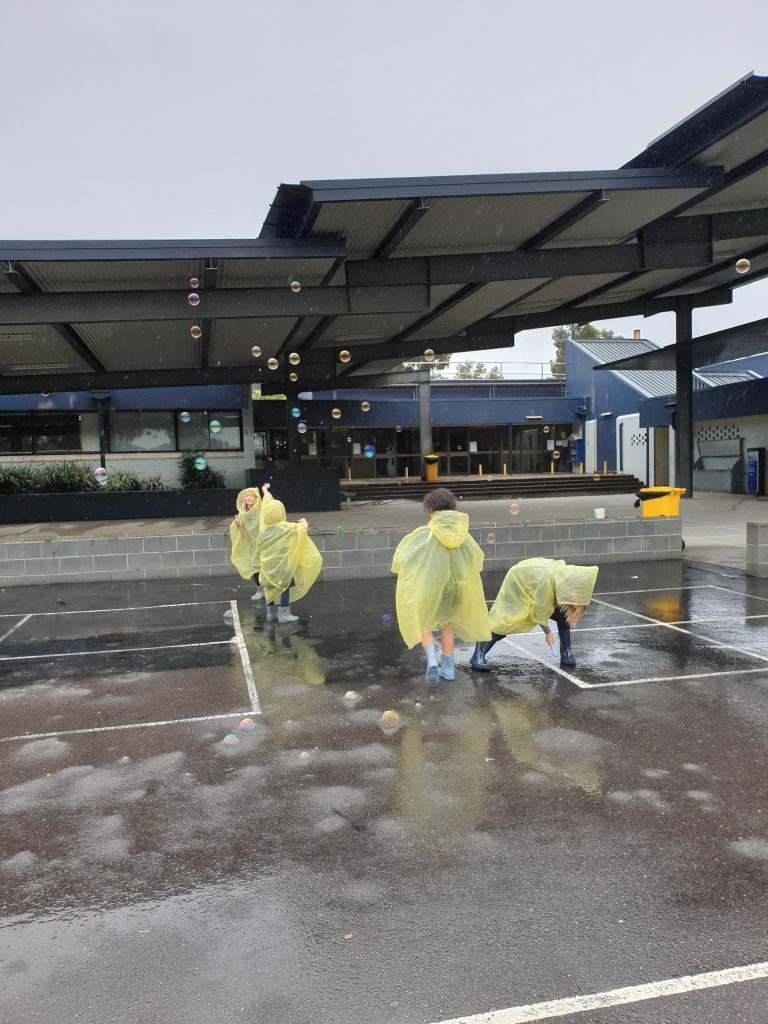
{"left": 418, "top": 371, "right": 433, "bottom": 481}
{"left": 285, "top": 398, "right": 302, "bottom": 467}
{"left": 675, "top": 302, "right": 694, "bottom": 498}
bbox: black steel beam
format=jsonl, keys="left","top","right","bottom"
{"left": 371, "top": 198, "right": 430, "bottom": 259}
{"left": 518, "top": 191, "right": 608, "bottom": 250}
{"left": 345, "top": 240, "right": 713, "bottom": 289}
{"left": 641, "top": 207, "right": 768, "bottom": 246}
{"left": 199, "top": 262, "right": 218, "bottom": 370}
{"left": 0, "top": 238, "right": 345, "bottom": 262}
{"left": 329, "top": 369, "right": 424, "bottom": 389}
{"left": 0, "top": 284, "right": 431, "bottom": 325}
{"left": 675, "top": 302, "right": 694, "bottom": 498}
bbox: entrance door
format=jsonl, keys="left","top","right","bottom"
{"left": 654, "top": 426, "right": 670, "bottom": 486}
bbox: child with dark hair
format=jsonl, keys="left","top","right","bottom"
{"left": 391, "top": 488, "right": 490, "bottom": 683}
{"left": 470, "top": 558, "right": 598, "bottom": 671}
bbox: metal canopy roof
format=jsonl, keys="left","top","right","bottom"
{"left": 2, "top": 73, "right": 768, "bottom": 394}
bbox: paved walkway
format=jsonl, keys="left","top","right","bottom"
{"left": 1, "top": 491, "right": 766, "bottom": 569}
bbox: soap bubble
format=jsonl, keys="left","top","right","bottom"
{"left": 187, "top": 292, "right": 200, "bottom": 307}
{"left": 509, "top": 502, "right": 520, "bottom": 516}
{"left": 336, "top": 525, "right": 345, "bottom": 534}
{"left": 221, "top": 733, "right": 239, "bottom": 747}
{"left": 189, "top": 276, "right": 200, "bottom": 288}
{"left": 239, "top": 718, "right": 256, "bottom": 732}
{"left": 289, "top": 372, "right": 299, "bottom": 382}
{"left": 289, "top": 352, "right": 300, "bottom": 365}
{"left": 346, "top": 436, "right": 352, "bottom": 443}
{"left": 593, "top": 472, "right": 601, "bottom": 481}
{"left": 552, "top": 450, "right": 561, "bottom": 460}
{"left": 396, "top": 425, "right": 402, "bottom": 433}
{"left": 94, "top": 467, "right": 107, "bottom": 485}
{"left": 736, "top": 258, "right": 751, "bottom": 274}
{"left": 291, "top": 406, "right": 301, "bottom": 418}
{"left": 381, "top": 613, "right": 392, "bottom": 623}
{"left": 190, "top": 324, "right": 202, "bottom": 339}
{"left": 339, "top": 350, "right": 351, "bottom": 363}
{"left": 267, "top": 358, "right": 279, "bottom": 370}
{"left": 486, "top": 532, "right": 496, "bottom": 543}
{"left": 361, "top": 401, "right": 371, "bottom": 412}
{"left": 363, "top": 444, "right": 375, "bottom": 459}
{"left": 424, "top": 348, "right": 435, "bottom": 361}
{"left": 290, "top": 280, "right": 301, "bottom": 293}
{"left": 297, "top": 422, "right": 308, "bottom": 434}
{"left": 194, "top": 456, "right": 207, "bottom": 471}
{"left": 251, "top": 345, "right": 262, "bottom": 358}
{"left": 543, "top": 425, "right": 550, "bottom": 434}
{"left": 381, "top": 710, "right": 400, "bottom": 725}
{"left": 180, "top": 411, "right": 191, "bottom": 423}
{"left": 331, "top": 407, "right": 342, "bottom": 419}
{"left": 210, "top": 419, "right": 222, "bottom": 434}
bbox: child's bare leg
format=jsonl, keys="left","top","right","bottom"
{"left": 438, "top": 628, "right": 455, "bottom": 680}
{"left": 421, "top": 631, "right": 439, "bottom": 685}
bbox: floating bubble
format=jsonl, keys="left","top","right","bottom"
{"left": 509, "top": 502, "right": 520, "bottom": 516}
{"left": 346, "top": 436, "right": 352, "bottom": 443}
{"left": 289, "top": 352, "right": 300, "bottom": 366}
{"left": 291, "top": 406, "right": 301, "bottom": 418}
{"left": 297, "top": 422, "right": 308, "bottom": 434}
{"left": 94, "top": 467, "right": 107, "bottom": 485}
{"left": 290, "top": 280, "right": 301, "bottom": 293}
{"left": 336, "top": 525, "right": 345, "bottom": 534}
{"left": 267, "top": 358, "right": 279, "bottom": 370}
{"left": 223, "top": 609, "right": 233, "bottom": 621}
{"left": 194, "top": 456, "right": 207, "bottom": 471}
{"left": 331, "top": 407, "right": 342, "bottom": 419}
{"left": 210, "top": 419, "right": 222, "bottom": 434}
{"left": 339, "top": 350, "right": 351, "bottom": 363}
{"left": 180, "top": 411, "right": 191, "bottom": 423}
{"left": 189, "top": 276, "right": 200, "bottom": 288}
{"left": 344, "top": 691, "right": 358, "bottom": 701}
{"left": 395, "top": 425, "right": 402, "bottom": 433}
{"left": 736, "top": 258, "right": 751, "bottom": 274}
{"left": 381, "top": 710, "right": 400, "bottom": 725}
{"left": 423, "top": 348, "right": 435, "bottom": 361}
{"left": 239, "top": 718, "right": 256, "bottom": 732}
{"left": 363, "top": 444, "right": 375, "bottom": 459}
{"left": 251, "top": 345, "right": 262, "bottom": 359}
{"left": 289, "top": 372, "right": 299, "bottom": 382}
{"left": 381, "top": 613, "right": 392, "bottom": 623}
{"left": 187, "top": 292, "right": 200, "bottom": 307}
{"left": 221, "top": 733, "right": 239, "bottom": 747}
{"left": 486, "top": 532, "right": 496, "bottom": 544}
{"left": 190, "top": 324, "right": 202, "bottom": 339}
{"left": 593, "top": 472, "right": 601, "bottom": 481}
{"left": 552, "top": 450, "right": 561, "bottom": 460}
{"left": 361, "top": 401, "right": 371, "bottom": 412}
{"left": 543, "top": 425, "right": 550, "bottom": 434}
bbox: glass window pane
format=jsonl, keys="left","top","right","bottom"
{"left": 34, "top": 414, "right": 88, "bottom": 454}
{"left": 0, "top": 414, "right": 33, "bottom": 454}
{"left": 208, "top": 411, "right": 241, "bottom": 450}
{"left": 177, "top": 411, "right": 209, "bottom": 450}
{"left": 78, "top": 413, "right": 100, "bottom": 452}
{"left": 109, "top": 411, "right": 175, "bottom": 452}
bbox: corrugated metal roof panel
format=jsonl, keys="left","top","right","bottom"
{"left": 24, "top": 260, "right": 204, "bottom": 292}
{"left": 571, "top": 338, "right": 658, "bottom": 364}
{"left": 612, "top": 369, "right": 677, "bottom": 398}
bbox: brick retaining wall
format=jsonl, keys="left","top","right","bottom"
{"left": 0, "top": 516, "right": 682, "bottom": 587}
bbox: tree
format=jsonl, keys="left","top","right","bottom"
{"left": 398, "top": 352, "right": 452, "bottom": 375}
{"left": 550, "top": 323, "right": 615, "bottom": 377}
{"left": 453, "top": 360, "right": 502, "bottom": 380}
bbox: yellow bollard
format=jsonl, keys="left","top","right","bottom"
{"left": 550, "top": 461, "right": 554, "bottom": 474}
{"left": 404, "top": 466, "right": 409, "bottom": 480}
{"left": 347, "top": 467, "right": 352, "bottom": 483}
{"left": 478, "top": 463, "right": 483, "bottom": 476}
{"left": 579, "top": 462, "right": 584, "bottom": 475}
{"left": 603, "top": 460, "right": 608, "bottom": 475}
{"left": 503, "top": 463, "right": 507, "bottom": 476}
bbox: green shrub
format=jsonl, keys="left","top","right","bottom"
{"left": 0, "top": 463, "right": 168, "bottom": 494}
{"left": 177, "top": 450, "right": 227, "bottom": 489}
{"left": 105, "top": 470, "right": 167, "bottom": 492}
{"left": 0, "top": 466, "right": 37, "bottom": 495}
{"left": 36, "top": 462, "right": 99, "bottom": 493}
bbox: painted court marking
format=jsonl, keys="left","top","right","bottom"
{"left": 431, "top": 959, "right": 768, "bottom": 1023}
{"left": 0, "top": 614, "right": 30, "bottom": 644}
{"left": 0, "top": 711, "right": 251, "bottom": 744}
{"left": 0, "top": 599, "right": 231, "bottom": 620}
{"left": 229, "top": 599, "right": 261, "bottom": 714}
{"left": 0, "top": 640, "right": 231, "bottom": 663}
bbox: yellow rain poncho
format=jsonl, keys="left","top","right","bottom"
{"left": 257, "top": 499, "right": 323, "bottom": 606}
{"left": 229, "top": 488, "right": 263, "bottom": 580}
{"left": 489, "top": 558, "right": 598, "bottom": 635}
{"left": 391, "top": 510, "right": 491, "bottom": 649}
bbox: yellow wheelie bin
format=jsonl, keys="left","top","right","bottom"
{"left": 424, "top": 454, "right": 439, "bottom": 483}
{"left": 637, "top": 486, "right": 686, "bottom": 517}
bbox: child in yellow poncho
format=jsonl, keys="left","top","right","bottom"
{"left": 391, "top": 488, "right": 490, "bottom": 684}
{"left": 229, "top": 485, "right": 268, "bottom": 601}
{"left": 257, "top": 489, "right": 323, "bottom": 624}
{"left": 470, "top": 558, "right": 598, "bottom": 672}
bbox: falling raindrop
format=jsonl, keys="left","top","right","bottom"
{"left": 190, "top": 324, "right": 202, "bottom": 339}
{"left": 251, "top": 345, "right": 262, "bottom": 358}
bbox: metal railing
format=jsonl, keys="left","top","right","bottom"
{"left": 403, "top": 360, "right": 563, "bottom": 380}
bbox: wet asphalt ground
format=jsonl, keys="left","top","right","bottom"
{"left": 1, "top": 560, "right": 768, "bottom": 1023}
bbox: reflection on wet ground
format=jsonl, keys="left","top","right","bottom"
{"left": 2, "top": 564, "right": 768, "bottom": 1023}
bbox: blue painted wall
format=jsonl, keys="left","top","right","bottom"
{"left": 0, "top": 385, "right": 248, "bottom": 412}
{"left": 640, "top": 376, "right": 768, "bottom": 428}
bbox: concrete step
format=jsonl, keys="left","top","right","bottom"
{"left": 344, "top": 474, "right": 642, "bottom": 502}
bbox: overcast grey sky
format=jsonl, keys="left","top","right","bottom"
{"left": 1, "top": 0, "right": 767, "bottom": 364}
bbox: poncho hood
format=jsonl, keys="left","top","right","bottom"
{"left": 235, "top": 488, "right": 260, "bottom": 515}
{"left": 554, "top": 564, "right": 599, "bottom": 606}
{"left": 262, "top": 499, "right": 287, "bottom": 528}
{"left": 427, "top": 510, "right": 469, "bottom": 549}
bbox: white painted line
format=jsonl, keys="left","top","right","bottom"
{"left": 0, "top": 614, "right": 30, "bottom": 644}
{"left": 593, "top": 585, "right": 715, "bottom": 596}
{"left": 230, "top": 599, "right": 261, "bottom": 715}
{"left": 430, "top": 959, "right": 768, "bottom": 1023}
{"left": 590, "top": 597, "right": 768, "bottom": 666}
{"left": 498, "top": 638, "right": 587, "bottom": 689}
{"left": 671, "top": 614, "right": 768, "bottom": 624}
{"left": 0, "top": 711, "right": 251, "bottom": 744}
{"left": 574, "top": 622, "right": 667, "bottom": 633}
{"left": 0, "top": 599, "right": 231, "bottom": 620}
{"left": 0, "top": 639, "right": 231, "bottom": 663}
{"left": 584, "top": 667, "right": 768, "bottom": 689}
{"left": 710, "top": 584, "right": 768, "bottom": 605}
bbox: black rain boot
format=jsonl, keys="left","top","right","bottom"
{"left": 470, "top": 634, "right": 502, "bottom": 671}
{"left": 556, "top": 619, "right": 576, "bottom": 667}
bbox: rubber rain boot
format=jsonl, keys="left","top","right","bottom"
{"left": 557, "top": 621, "right": 576, "bottom": 667}
{"left": 439, "top": 654, "right": 455, "bottom": 681}
{"left": 266, "top": 605, "right": 277, "bottom": 622}
{"left": 469, "top": 636, "right": 500, "bottom": 671}
{"left": 251, "top": 586, "right": 264, "bottom": 602}
{"left": 277, "top": 605, "right": 300, "bottom": 624}
{"left": 425, "top": 643, "right": 439, "bottom": 685}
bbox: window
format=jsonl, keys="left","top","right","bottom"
{"left": 0, "top": 413, "right": 98, "bottom": 455}
{"left": 177, "top": 410, "right": 242, "bottom": 451}
{"left": 0, "top": 414, "right": 33, "bottom": 454}
{"left": 35, "top": 413, "right": 92, "bottom": 454}
{"left": 109, "top": 411, "right": 175, "bottom": 452}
